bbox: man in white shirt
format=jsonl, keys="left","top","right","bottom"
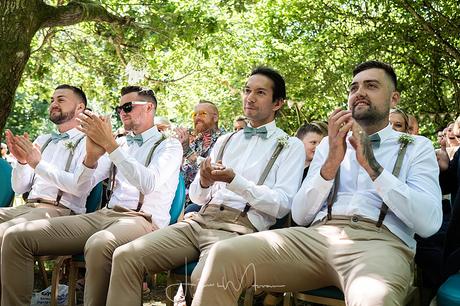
{"left": 1, "top": 85, "right": 91, "bottom": 242}
{"left": 191, "top": 61, "right": 442, "bottom": 306}
{"left": 1, "top": 86, "right": 183, "bottom": 306}
{"left": 102, "top": 67, "right": 305, "bottom": 306}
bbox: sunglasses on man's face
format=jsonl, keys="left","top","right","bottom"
{"left": 114, "top": 101, "right": 150, "bottom": 114}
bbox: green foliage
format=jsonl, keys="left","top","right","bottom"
{"left": 4, "top": 0, "right": 460, "bottom": 139}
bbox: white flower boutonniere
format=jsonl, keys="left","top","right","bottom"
{"left": 64, "top": 141, "right": 77, "bottom": 153}
{"left": 398, "top": 134, "right": 415, "bottom": 146}
{"left": 277, "top": 135, "right": 289, "bottom": 148}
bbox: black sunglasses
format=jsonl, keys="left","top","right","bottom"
{"left": 114, "top": 101, "right": 150, "bottom": 114}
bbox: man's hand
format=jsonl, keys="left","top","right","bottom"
{"left": 14, "top": 133, "right": 42, "bottom": 168}
{"left": 436, "top": 146, "right": 449, "bottom": 171}
{"left": 209, "top": 160, "right": 235, "bottom": 183}
{"left": 5, "top": 130, "right": 28, "bottom": 164}
{"left": 320, "top": 108, "right": 353, "bottom": 180}
{"left": 199, "top": 157, "right": 215, "bottom": 188}
{"left": 174, "top": 127, "right": 191, "bottom": 151}
{"left": 348, "top": 122, "right": 383, "bottom": 181}
{"left": 77, "top": 110, "right": 118, "bottom": 153}
{"left": 83, "top": 136, "right": 105, "bottom": 169}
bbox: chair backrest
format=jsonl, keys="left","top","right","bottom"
{"left": 0, "top": 159, "right": 14, "bottom": 207}
{"left": 85, "top": 182, "right": 103, "bottom": 213}
{"left": 169, "top": 174, "right": 186, "bottom": 225}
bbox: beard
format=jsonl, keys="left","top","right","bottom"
{"left": 49, "top": 109, "right": 75, "bottom": 124}
{"left": 351, "top": 102, "right": 388, "bottom": 126}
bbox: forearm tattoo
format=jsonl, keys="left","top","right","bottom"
{"left": 361, "top": 136, "right": 383, "bottom": 180}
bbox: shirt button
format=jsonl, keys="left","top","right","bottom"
{"left": 219, "top": 205, "right": 225, "bottom": 211}
{"left": 351, "top": 215, "right": 359, "bottom": 222}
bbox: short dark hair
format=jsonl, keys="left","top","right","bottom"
{"left": 250, "top": 67, "right": 286, "bottom": 102}
{"left": 55, "top": 84, "right": 87, "bottom": 106}
{"left": 353, "top": 61, "right": 397, "bottom": 90}
{"left": 121, "top": 86, "right": 157, "bottom": 108}
{"left": 296, "top": 121, "right": 328, "bottom": 139}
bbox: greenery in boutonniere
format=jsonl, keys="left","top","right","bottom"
{"left": 277, "top": 135, "right": 289, "bottom": 148}
{"left": 64, "top": 141, "right": 77, "bottom": 153}
{"left": 398, "top": 134, "right": 415, "bottom": 146}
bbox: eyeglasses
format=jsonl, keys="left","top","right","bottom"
{"left": 114, "top": 101, "right": 150, "bottom": 114}
{"left": 191, "top": 111, "right": 210, "bottom": 119}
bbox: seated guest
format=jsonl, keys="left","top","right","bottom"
{"left": 295, "top": 121, "right": 328, "bottom": 180}
{"left": 446, "top": 122, "right": 459, "bottom": 160}
{"left": 192, "top": 61, "right": 442, "bottom": 306}
{"left": 233, "top": 116, "right": 247, "bottom": 131}
{"left": 175, "top": 100, "right": 225, "bottom": 209}
{"left": 1, "top": 85, "right": 95, "bottom": 296}
{"left": 389, "top": 108, "right": 409, "bottom": 132}
{"left": 103, "top": 67, "right": 305, "bottom": 306}
{"left": 408, "top": 114, "right": 419, "bottom": 135}
{"left": 1, "top": 86, "right": 183, "bottom": 306}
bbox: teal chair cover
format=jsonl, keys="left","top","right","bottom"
{"left": 0, "top": 159, "right": 14, "bottom": 207}
{"left": 169, "top": 174, "right": 186, "bottom": 225}
{"left": 438, "top": 273, "right": 460, "bottom": 306}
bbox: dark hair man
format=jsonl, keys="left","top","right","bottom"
{"left": 1, "top": 86, "right": 183, "bottom": 306}
{"left": 102, "top": 67, "right": 305, "bottom": 306}
{"left": 192, "top": 61, "right": 442, "bottom": 306}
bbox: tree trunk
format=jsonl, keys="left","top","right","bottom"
{"left": 0, "top": 0, "right": 43, "bottom": 139}
{"left": 0, "top": 0, "right": 130, "bottom": 140}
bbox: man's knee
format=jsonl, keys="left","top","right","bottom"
{"left": 84, "top": 231, "right": 117, "bottom": 259}
{"left": 112, "top": 243, "right": 138, "bottom": 268}
{"left": 346, "top": 276, "right": 408, "bottom": 306}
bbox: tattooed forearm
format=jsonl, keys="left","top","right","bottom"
{"left": 361, "top": 135, "right": 383, "bottom": 180}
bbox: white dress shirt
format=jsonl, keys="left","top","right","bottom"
{"left": 76, "top": 126, "right": 183, "bottom": 228}
{"left": 12, "top": 128, "right": 93, "bottom": 214}
{"left": 292, "top": 124, "right": 442, "bottom": 249}
{"left": 190, "top": 120, "right": 305, "bottom": 231}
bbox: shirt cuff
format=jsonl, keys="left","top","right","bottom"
{"left": 34, "top": 160, "right": 48, "bottom": 177}
{"left": 311, "top": 171, "right": 334, "bottom": 191}
{"left": 108, "top": 146, "right": 127, "bottom": 165}
{"left": 227, "top": 174, "right": 250, "bottom": 195}
{"left": 373, "top": 168, "right": 401, "bottom": 199}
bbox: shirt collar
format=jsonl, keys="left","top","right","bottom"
{"left": 247, "top": 120, "right": 277, "bottom": 139}
{"left": 130, "top": 125, "right": 162, "bottom": 145}
{"left": 370, "top": 124, "right": 394, "bottom": 144}
{"left": 57, "top": 127, "right": 83, "bottom": 139}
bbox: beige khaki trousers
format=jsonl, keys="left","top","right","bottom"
{"left": 1, "top": 207, "right": 154, "bottom": 306}
{"left": 106, "top": 204, "right": 256, "bottom": 306}
{"left": 193, "top": 217, "right": 415, "bottom": 306}
{"left": 0, "top": 203, "right": 71, "bottom": 299}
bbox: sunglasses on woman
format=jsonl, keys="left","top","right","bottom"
{"left": 114, "top": 101, "right": 150, "bottom": 114}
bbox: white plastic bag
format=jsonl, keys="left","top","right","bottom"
{"left": 30, "top": 284, "right": 68, "bottom": 306}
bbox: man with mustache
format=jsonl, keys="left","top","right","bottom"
{"left": 1, "top": 85, "right": 93, "bottom": 298}
{"left": 2, "top": 84, "right": 92, "bottom": 238}
{"left": 102, "top": 67, "right": 305, "bottom": 306}
{"left": 1, "top": 86, "right": 183, "bottom": 306}
{"left": 192, "top": 61, "right": 442, "bottom": 306}
{"left": 175, "top": 100, "right": 225, "bottom": 207}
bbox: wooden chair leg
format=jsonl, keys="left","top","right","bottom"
{"left": 67, "top": 262, "right": 79, "bottom": 306}
{"left": 283, "top": 292, "right": 292, "bottom": 306}
{"left": 37, "top": 259, "right": 49, "bottom": 288}
{"left": 50, "top": 256, "right": 70, "bottom": 306}
{"left": 243, "top": 286, "right": 254, "bottom": 306}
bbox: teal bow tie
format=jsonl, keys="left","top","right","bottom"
{"left": 126, "top": 134, "right": 143, "bottom": 146}
{"left": 243, "top": 126, "right": 268, "bottom": 139}
{"left": 369, "top": 133, "right": 381, "bottom": 149}
{"left": 51, "top": 132, "right": 69, "bottom": 144}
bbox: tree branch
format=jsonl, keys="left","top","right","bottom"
{"left": 396, "top": 0, "right": 460, "bottom": 63}
{"left": 39, "top": 1, "right": 133, "bottom": 29}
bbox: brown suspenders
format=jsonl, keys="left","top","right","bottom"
{"left": 107, "top": 135, "right": 166, "bottom": 212}
{"left": 216, "top": 131, "right": 288, "bottom": 216}
{"left": 28, "top": 134, "right": 85, "bottom": 206}
{"left": 326, "top": 140, "right": 409, "bottom": 227}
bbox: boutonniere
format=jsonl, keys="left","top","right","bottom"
{"left": 277, "top": 135, "right": 289, "bottom": 148}
{"left": 398, "top": 134, "right": 414, "bottom": 146}
{"left": 64, "top": 141, "right": 77, "bottom": 153}
{"left": 162, "top": 129, "right": 174, "bottom": 138}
